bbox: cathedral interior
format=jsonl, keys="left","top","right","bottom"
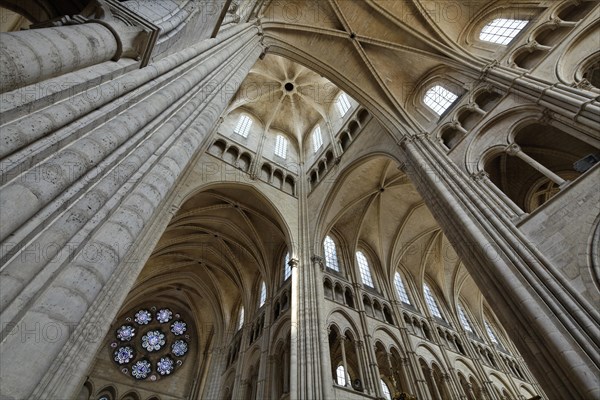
{"left": 0, "top": 1, "right": 599, "bottom": 400}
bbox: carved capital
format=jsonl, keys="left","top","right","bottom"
{"left": 573, "top": 78, "right": 594, "bottom": 91}
{"left": 480, "top": 60, "right": 499, "bottom": 79}
{"left": 471, "top": 170, "right": 489, "bottom": 181}
{"left": 540, "top": 108, "right": 555, "bottom": 125}
{"left": 311, "top": 255, "right": 324, "bottom": 264}
{"left": 524, "top": 40, "right": 539, "bottom": 52}
{"left": 288, "top": 257, "right": 299, "bottom": 269}
{"left": 505, "top": 143, "right": 521, "bottom": 156}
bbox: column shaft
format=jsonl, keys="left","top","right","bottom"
{"left": 0, "top": 23, "right": 119, "bottom": 92}
{"left": 400, "top": 134, "right": 600, "bottom": 400}
{"left": 0, "top": 23, "right": 262, "bottom": 400}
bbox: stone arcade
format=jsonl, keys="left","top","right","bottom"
{"left": 0, "top": 1, "right": 599, "bottom": 399}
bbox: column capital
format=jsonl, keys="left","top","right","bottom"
{"left": 471, "top": 170, "right": 489, "bottom": 181}
{"left": 539, "top": 108, "right": 555, "bottom": 125}
{"left": 505, "top": 143, "right": 521, "bottom": 156}
{"left": 311, "top": 255, "right": 325, "bottom": 270}
{"left": 288, "top": 257, "right": 299, "bottom": 269}
{"left": 479, "top": 60, "right": 499, "bottom": 80}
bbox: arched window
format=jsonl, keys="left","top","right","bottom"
{"left": 424, "top": 85, "right": 458, "bottom": 115}
{"left": 336, "top": 92, "right": 351, "bottom": 116}
{"left": 479, "top": 18, "right": 528, "bottom": 45}
{"left": 275, "top": 135, "right": 288, "bottom": 159}
{"left": 312, "top": 125, "right": 323, "bottom": 153}
{"left": 381, "top": 379, "right": 392, "bottom": 400}
{"left": 356, "top": 251, "right": 374, "bottom": 288}
{"left": 283, "top": 252, "right": 291, "bottom": 281}
{"left": 423, "top": 283, "right": 443, "bottom": 319}
{"left": 394, "top": 272, "right": 411, "bottom": 304}
{"left": 259, "top": 281, "right": 266, "bottom": 307}
{"left": 323, "top": 236, "right": 339, "bottom": 271}
{"left": 237, "top": 307, "right": 244, "bottom": 331}
{"left": 484, "top": 319, "right": 500, "bottom": 344}
{"left": 458, "top": 304, "right": 473, "bottom": 333}
{"left": 336, "top": 365, "right": 349, "bottom": 386}
{"left": 234, "top": 114, "right": 253, "bottom": 138}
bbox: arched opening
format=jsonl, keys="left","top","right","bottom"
{"left": 485, "top": 122, "right": 599, "bottom": 212}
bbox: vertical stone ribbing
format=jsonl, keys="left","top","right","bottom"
{"left": 400, "top": 134, "right": 600, "bottom": 400}
{"left": 0, "top": 24, "right": 119, "bottom": 93}
{"left": 0, "top": 23, "right": 261, "bottom": 400}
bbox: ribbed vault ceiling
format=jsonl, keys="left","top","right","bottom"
{"left": 136, "top": 186, "right": 288, "bottom": 328}
{"left": 321, "top": 156, "right": 483, "bottom": 319}
{"left": 228, "top": 54, "right": 341, "bottom": 146}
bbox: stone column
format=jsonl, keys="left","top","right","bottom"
{"left": 427, "top": 368, "right": 442, "bottom": 400}
{"left": 472, "top": 171, "right": 525, "bottom": 219}
{"left": 255, "top": 298, "right": 272, "bottom": 400}
{"left": 504, "top": 143, "right": 566, "bottom": 186}
{"left": 399, "top": 133, "right": 600, "bottom": 399}
{"left": 310, "top": 255, "right": 335, "bottom": 399}
{"left": 465, "top": 383, "right": 476, "bottom": 400}
{"left": 0, "top": 22, "right": 119, "bottom": 92}
{"left": 0, "top": 22, "right": 262, "bottom": 400}
{"left": 340, "top": 335, "right": 349, "bottom": 387}
{"left": 483, "top": 64, "right": 600, "bottom": 130}
{"left": 355, "top": 340, "right": 367, "bottom": 391}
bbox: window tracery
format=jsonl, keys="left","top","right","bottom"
{"left": 394, "top": 272, "right": 411, "bottom": 304}
{"left": 259, "top": 281, "right": 267, "bottom": 307}
{"left": 485, "top": 320, "right": 500, "bottom": 344}
{"left": 312, "top": 125, "right": 323, "bottom": 153}
{"left": 336, "top": 93, "right": 351, "bottom": 116}
{"left": 109, "top": 307, "right": 190, "bottom": 381}
{"left": 458, "top": 304, "right": 474, "bottom": 333}
{"left": 234, "top": 114, "right": 252, "bottom": 138}
{"left": 480, "top": 19, "right": 528, "bottom": 45}
{"left": 324, "top": 236, "right": 340, "bottom": 272}
{"left": 424, "top": 85, "right": 458, "bottom": 115}
{"left": 423, "top": 283, "right": 443, "bottom": 319}
{"left": 356, "top": 251, "right": 374, "bottom": 288}
{"left": 275, "top": 135, "right": 288, "bottom": 158}
{"left": 284, "top": 252, "right": 291, "bottom": 280}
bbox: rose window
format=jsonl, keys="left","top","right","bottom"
{"left": 109, "top": 306, "right": 191, "bottom": 381}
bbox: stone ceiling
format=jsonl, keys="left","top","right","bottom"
{"left": 227, "top": 53, "right": 343, "bottom": 146}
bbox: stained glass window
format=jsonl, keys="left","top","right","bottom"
{"left": 234, "top": 114, "right": 252, "bottom": 137}
{"left": 485, "top": 320, "right": 500, "bottom": 344}
{"left": 394, "top": 272, "right": 410, "bottom": 304}
{"left": 259, "top": 281, "right": 267, "bottom": 307}
{"left": 336, "top": 93, "right": 351, "bottom": 116}
{"left": 424, "top": 283, "right": 443, "bottom": 319}
{"left": 109, "top": 306, "right": 190, "bottom": 381}
{"left": 480, "top": 18, "right": 528, "bottom": 45}
{"left": 284, "top": 252, "right": 291, "bottom": 280}
{"left": 238, "top": 307, "right": 245, "bottom": 331}
{"left": 312, "top": 125, "right": 323, "bottom": 153}
{"left": 458, "top": 304, "right": 473, "bottom": 333}
{"left": 275, "top": 135, "right": 288, "bottom": 158}
{"left": 381, "top": 380, "right": 392, "bottom": 400}
{"left": 356, "top": 251, "right": 374, "bottom": 288}
{"left": 424, "top": 85, "right": 458, "bottom": 115}
{"left": 324, "top": 236, "right": 339, "bottom": 272}
{"left": 336, "top": 365, "right": 349, "bottom": 386}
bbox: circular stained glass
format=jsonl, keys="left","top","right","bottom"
{"left": 135, "top": 309, "right": 152, "bottom": 325}
{"left": 114, "top": 346, "right": 134, "bottom": 364}
{"left": 171, "top": 321, "right": 187, "bottom": 335}
{"left": 117, "top": 325, "right": 135, "bottom": 341}
{"left": 157, "top": 308, "right": 172, "bottom": 323}
{"left": 172, "top": 340, "right": 188, "bottom": 357}
{"left": 132, "top": 360, "right": 152, "bottom": 379}
{"left": 111, "top": 306, "right": 190, "bottom": 381}
{"left": 156, "top": 357, "right": 174, "bottom": 375}
{"left": 142, "top": 330, "right": 165, "bottom": 352}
